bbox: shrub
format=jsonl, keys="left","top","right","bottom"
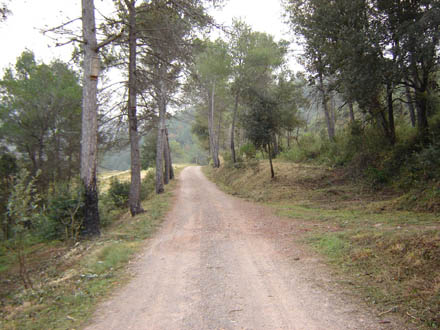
{"left": 280, "top": 133, "right": 322, "bottom": 162}
{"left": 239, "top": 143, "right": 256, "bottom": 159}
{"left": 0, "top": 151, "right": 18, "bottom": 240}
{"left": 41, "top": 182, "right": 84, "bottom": 242}
{"left": 365, "top": 166, "right": 388, "bottom": 189}
{"left": 104, "top": 170, "right": 157, "bottom": 214}
{"left": 141, "top": 170, "right": 155, "bottom": 200}
{"left": 6, "top": 169, "right": 43, "bottom": 289}
{"left": 415, "top": 142, "right": 440, "bottom": 180}
{"left": 108, "top": 178, "right": 130, "bottom": 209}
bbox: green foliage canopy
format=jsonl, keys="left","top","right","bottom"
{"left": 0, "top": 51, "right": 82, "bottom": 188}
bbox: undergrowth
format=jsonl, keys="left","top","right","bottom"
{"left": 278, "top": 123, "right": 440, "bottom": 212}
{"left": 0, "top": 168, "right": 180, "bottom": 330}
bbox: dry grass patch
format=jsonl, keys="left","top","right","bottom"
{"left": 204, "top": 160, "right": 440, "bottom": 328}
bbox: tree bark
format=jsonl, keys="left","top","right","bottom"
{"left": 415, "top": 90, "right": 430, "bottom": 142}
{"left": 80, "top": 0, "right": 100, "bottom": 237}
{"left": 411, "top": 63, "right": 430, "bottom": 143}
{"left": 318, "top": 73, "right": 335, "bottom": 141}
{"left": 165, "top": 128, "right": 174, "bottom": 180}
{"left": 126, "top": 0, "right": 144, "bottom": 216}
{"left": 405, "top": 85, "right": 416, "bottom": 127}
{"left": 386, "top": 82, "right": 396, "bottom": 145}
{"left": 155, "top": 65, "right": 166, "bottom": 194}
{"left": 268, "top": 143, "right": 275, "bottom": 179}
{"left": 348, "top": 101, "right": 355, "bottom": 123}
{"left": 216, "top": 99, "right": 222, "bottom": 166}
{"left": 230, "top": 93, "right": 239, "bottom": 163}
{"left": 273, "top": 133, "right": 279, "bottom": 157}
{"left": 207, "top": 82, "right": 220, "bottom": 168}
{"left": 163, "top": 129, "right": 170, "bottom": 185}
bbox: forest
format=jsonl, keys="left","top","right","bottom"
{"left": 0, "top": 0, "right": 439, "bottom": 328}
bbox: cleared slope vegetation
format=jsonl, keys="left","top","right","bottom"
{"left": 205, "top": 161, "right": 440, "bottom": 328}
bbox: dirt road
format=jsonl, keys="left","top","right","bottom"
{"left": 85, "top": 166, "right": 405, "bottom": 330}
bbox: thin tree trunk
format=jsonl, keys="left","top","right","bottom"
{"left": 323, "top": 98, "right": 335, "bottom": 141}
{"left": 369, "top": 94, "right": 394, "bottom": 145}
{"left": 155, "top": 65, "right": 166, "bottom": 194}
{"left": 273, "top": 133, "right": 279, "bottom": 157}
{"left": 386, "top": 82, "right": 396, "bottom": 145}
{"left": 411, "top": 64, "right": 430, "bottom": 143}
{"left": 268, "top": 143, "right": 275, "bottom": 179}
{"left": 415, "top": 90, "right": 430, "bottom": 142}
{"left": 377, "top": 109, "right": 394, "bottom": 145}
{"left": 208, "top": 82, "right": 220, "bottom": 168}
{"left": 330, "top": 97, "right": 336, "bottom": 131}
{"left": 348, "top": 101, "right": 355, "bottom": 123}
{"left": 126, "top": 0, "right": 144, "bottom": 216}
{"left": 230, "top": 93, "right": 239, "bottom": 163}
{"left": 165, "top": 128, "right": 174, "bottom": 180}
{"left": 80, "top": 0, "right": 100, "bottom": 237}
{"left": 216, "top": 100, "right": 222, "bottom": 167}
{"left": 163, "top": 129, "right": 170, "bottom": 185}
{"left": 318, "top": 73, "right": 335, "bottom": 141}
{"left": 405, "top": 85, "right": 416, "bottom": 127}
{"left": 207, "top": 89, "right": 214, "bottom": 164}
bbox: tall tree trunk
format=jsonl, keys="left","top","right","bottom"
{"left": 411, "top": 64, "right": 430, "bottom": 143}
{"left": 230, "top": 93, "right": 239, "bottom": 163}
{"left": 163, "top": 129, "right": 170, "bottom": 185}
{"left": 80, "top": 0, "right": 100, "bottom": 237}
{"left": 165, "top": 128, "right": 174, "bottom": 180}
{"left": 376, "top": 109, "right": 392, "bottom": 144}
{"left": 405, "top": 85, "right": 416, "bottom": 127}
{"left": 155, "top": 65, "right": 166, "bottom": 194}
{"left": 415, "top": 90, "right": 430, "bottom": 142}
{"left": 207, "top": 82, "right": 220, "bottom": 168}
{"left": 348, "top": 101, "right": 355, "bottom": 123}
{"left": 369, "top": 94, "right": 394, "bottom": 145}
{"left": 268, "top": 143, "right": 275, "bottom": 179}
{"left": 318, "top": 73, "right": 335, "bottom": 141}
{"left": 126, "top": 0, "right": 144, "bottom": 216}
{"left": 386, "top": 82, "right": 396, "bottom": 145}
{"left": 216, "top": 100, "right": 222, "bottom": 166}
{"left": 273, "top": 133, "right": 279, "bottom": 157}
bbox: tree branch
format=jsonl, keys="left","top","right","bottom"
{"left": 96, "top": 30, "right": 124, "bottom": 51}
{"left": 41, "top": 17, "right": 82, "bottom": 34}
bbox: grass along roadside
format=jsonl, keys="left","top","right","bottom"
{"left": 204, "top": 161, "right": 440, "bottom": 328}
{"left": 0, "top": 168, "right": 181, "bottom": 330}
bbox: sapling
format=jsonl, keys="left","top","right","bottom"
{"left": 6, "top": 169, "right": 42, "bottom": 289}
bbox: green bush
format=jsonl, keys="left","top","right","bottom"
{"left": 415, "top": 142, "right": 440, "bottom": 180}
{"left": 40, "top": 182, "right": 84, "bottom": 241}
{"left": 6, "top": 169, "right": 43, "bottom": 289}
{"left": 141, "top": 170, "right": 156, "bottom": 200}
{"left": 104, "top": 170, "right": 158, "bottom": 212}
{"left": 239, "top": 143, "right": 256, "bottom": 159}
{"left": 365, "top": 166, "right": 388, "bottom": 189}
{"left": 0, "top": 150, "right": 18, "bottom": 240}
{"left": 108, "top": 178, "right": 130, "bottom": 209}
{"left": 280, "top": 132, "right": 322, "bottom": 162}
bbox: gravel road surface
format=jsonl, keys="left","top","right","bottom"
{"left": 85, "top": 166, "right": 408, "bottom": 330}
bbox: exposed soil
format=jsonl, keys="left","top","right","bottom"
{"left": 84, "top": 166, "right": 411, "bottom": 330}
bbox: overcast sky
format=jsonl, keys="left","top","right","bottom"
{"left": 0, "top": 0, "right": 299, "bottom": 72}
